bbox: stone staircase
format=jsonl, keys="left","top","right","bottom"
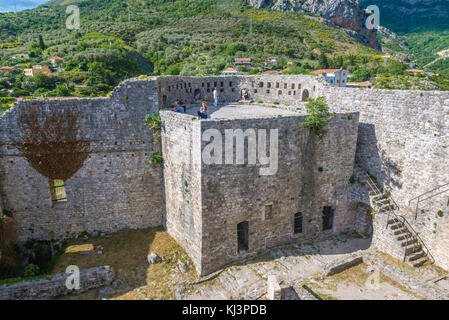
{"left": 353, "top": 167, "right": 431, "bottom": 268}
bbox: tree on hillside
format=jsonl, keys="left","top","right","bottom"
{"left": 351, "top": 68, "right": 372, "bottom": 82}
{"left": 318, "top": 52, "right": 329, "bottom": 69}
{"left": 334, "top": 55, "right": 344, "bottom": 68}
{"left": 32, "top": 73, "right": 54, "bottom": 90}
{"left": 38, "top": 35, "right": 46, "bottom": 50}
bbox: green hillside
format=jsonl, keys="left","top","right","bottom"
{"left": 0, "top": 0, "right": 384, "bottom": 98}
{"left": 362, "top": 0, "right": 449, "bottom": 76}
{"left": 1, "top": 0, "right": 447, "bottom": 101}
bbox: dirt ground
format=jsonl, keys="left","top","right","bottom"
{"left": 307, "top": 263, "right": 422, "bottom": 300}
{"left": 50, "top": 228, "right": 448, "bottom": 300}
{"left": 53, "top": 227, "right": 197, "bottom": 300}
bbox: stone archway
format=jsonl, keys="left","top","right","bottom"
{"left": 193, "top": 89, "right": 201, "bottom": 102}
{"left": 301, "top": 89, "right": 309, "bottom": 101}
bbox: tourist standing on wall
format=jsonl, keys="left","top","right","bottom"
{"left": 213, "top": 87, "right": 219, "bottom": 107}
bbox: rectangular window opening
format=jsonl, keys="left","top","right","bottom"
{"left": 322, "top": 206, "right": 334, "bottom": 231}
{"left": 237, "top": 221, "right": 249, "bottom": 253}
{"left": 265, "top": 205, "right": 273, "bottom": 220}
{"left": 294, "top": 212, "right": 303, "bottom": 234}
{"left": 50, "top": 179, "right": 67, "bottom": 204}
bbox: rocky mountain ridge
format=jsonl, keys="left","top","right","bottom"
{"left": 248, "top": 0, "right": 379, "bottom": 49}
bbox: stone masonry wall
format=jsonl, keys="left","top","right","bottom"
{"left": 160, "top": 110, "right": 203, "bottom": 274}
{"left": 321, "top": 87, "right": 449, "bottom": 270}
{"left": 0, "top": 266, "right": 114, "bottom": 300}
{"left": 198, "top": 112, "right": 359, "bottom": 275}
{"left": 238, "top": 75, "right": 324, "bottom": 107}
{"left": 1, "top": 74, "right": 448, "bottom": 273}
{"left": 157, "top": 76, "right": 241, "bottom": 107}
{"left": 0, "top": 78, "right": 163, "bottom": 242}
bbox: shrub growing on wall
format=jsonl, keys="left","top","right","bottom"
{"left": 145, "top": 113, "right": 162, "bottom": 144}
{"left": 300, "top": 96, "right": 333, "bottom": 139}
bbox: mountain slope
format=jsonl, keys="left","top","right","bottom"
{"left": 249, "top": 0, "right": 379, "bottom": 49}
{"left": 361, "top": 0, "right": 449, "bottom": 75}
{"left": 2, "top": 0, "right": 424, "bottom": 99}
{"left": 361, "top": 0, "right": 449, "bottom": 33}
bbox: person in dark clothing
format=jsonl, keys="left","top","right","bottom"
{"left": 179, "top": 99, "right": 186, "bottom": 113}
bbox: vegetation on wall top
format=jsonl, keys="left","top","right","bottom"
{"left": 299, "top": 96, "right": 333, "bottom": 139}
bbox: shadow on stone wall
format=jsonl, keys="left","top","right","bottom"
{"left": 380, "top": 149, "right": 403, "bottom": 190}
{"left": 355, "top": 123, "right": 402, "bottom": 192}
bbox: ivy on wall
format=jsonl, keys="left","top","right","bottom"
{"left": 13, "top": 106, "right": 91, "bottom": 181}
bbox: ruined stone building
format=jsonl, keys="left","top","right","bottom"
{"left": 0, "top": 75, "right": 448, "bottom": 275}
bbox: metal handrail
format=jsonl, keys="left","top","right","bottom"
{"left": 409, "top": 182, "right": 449, "bottom": 219}
{"left": 397, "top": 214, "right": 435, "bottom": 264}
{"left": 358, "top": 168, "right": 435, "bottom": 264}
{"left": 363, "top": 172, "right": 400, "bottom": 211}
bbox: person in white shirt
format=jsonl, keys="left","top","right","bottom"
{"left": 213, "top": 88, "right": 219, "bottom": 107}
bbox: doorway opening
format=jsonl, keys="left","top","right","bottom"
{"left": 237, "top": 221, "right": 249, "bottom": 253}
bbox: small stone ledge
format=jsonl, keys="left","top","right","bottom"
{"left": 0, "top": 266, "right": 114, "bottom": 300}
{"left": 188, "top": 268, "right": 225, "bottom": 286}
{"left": 297, "top": 284, "right": 321, "bottom": 300}
{"left": 267, "top": 275, "right": 281, "bottom": 300}
{"left": 322, "top": 253, "right": 364, "bottom": 276}
{"left": 365, "top": 253, "right": 449, "bottom": 300}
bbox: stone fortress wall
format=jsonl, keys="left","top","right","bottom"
{"left": 0, "top": 79, "right": 164, "bottom": 241}
{"left": 196, "top": 113, "right": 359, "bottom": 275}
{"left": 0, "top": 74, "right": 448, "bottom": 273}
{"left": 319, "top": 87, "right": 449, "bottom": 270}
{"left": 156, "top": 76, "right": 241, "bottom": 107}
{"left": 238, "top": 75, "right": 324, "bottom": 107}
{"left": 160, "top": 110, "right": 203, "bottom": 272}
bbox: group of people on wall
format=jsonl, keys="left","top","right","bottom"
{"left": 169, "top": 87, "right": 250, "bottom": 119}
{"left": 170, "top": 87, "right": 220, "bottom": 119}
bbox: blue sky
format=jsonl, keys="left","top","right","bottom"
{"left": 0, "top": 0, "right": 48, "bottom": 12}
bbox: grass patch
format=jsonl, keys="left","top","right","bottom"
{"left": 328, "top": 263, "right": 371, "bottom": 286}
{"left": 52, "top": 226, "right": 197, "bottom": 300}
{"left": 311, "top": 262, "right": 423, "bottom": 300}
{"left": 64, "top": 244, "right": 94, "bottom": 254}
{"left": 0, "top": 274, "right": 52, "bottom": 287}
{"left": 374, "top": 251, "right": 416, "bottom": 273}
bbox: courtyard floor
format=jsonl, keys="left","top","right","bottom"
{"left": 183, "top": 103, "right": 302, "bottom": 120}
{"left": 52, "top": 228, "right": 449, "bottom": 300}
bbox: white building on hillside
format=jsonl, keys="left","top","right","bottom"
{"left": 221, "top": 68, "right": 240, "bottom": 76}
{"left": 313, "top": 69, "right": 348, "bottom": 87}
